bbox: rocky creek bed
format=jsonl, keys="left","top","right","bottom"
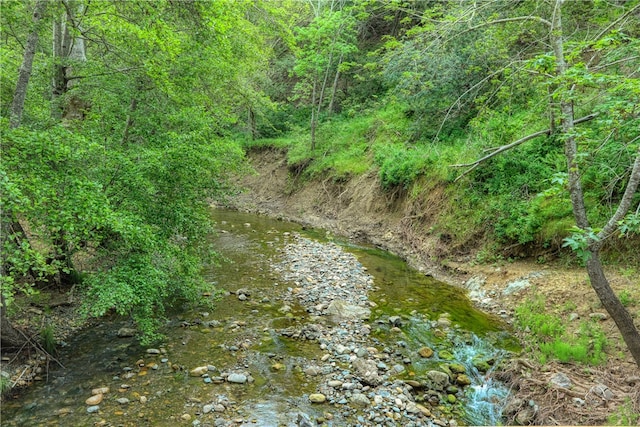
{"left": 1, "top": 215, "right": 510, "bottom": 427}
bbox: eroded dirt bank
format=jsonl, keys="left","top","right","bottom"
{"left": 228, "top": 147, "right": 640, "bottom": 425}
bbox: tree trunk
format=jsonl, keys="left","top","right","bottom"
{"left": 328, "top": 52, "right": 344, "bottom": 114}
{"left": 587, "top": 254, "right": 640, "bottom": 366}
{"left": 9, "top": 0, "right": 46, "bottom": 128}
{"left": 310, "top": 76, "right": 318, "bottom": 151}
{"left": 552, "top": 0, "right": 640, "bottom": 366}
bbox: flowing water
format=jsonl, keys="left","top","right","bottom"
{"left": 1, "top": 210, "right": 518, "bottom": 426}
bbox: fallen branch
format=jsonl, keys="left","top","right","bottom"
{"left": 451, "top": 113, "right": 598, "bottom": 182}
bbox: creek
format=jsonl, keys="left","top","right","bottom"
{"left": 2, "top": 210, "right": 519, "bottom": 426}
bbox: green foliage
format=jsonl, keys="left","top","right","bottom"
{"left": 608, "top": 397, "right": 640, "bottom": 426}
{"left": 374, "top": 144, "right": 430, "bottom": 189}
{"left": 40, "top": 325, "right": 56, "bottom": 355}
{"left": 515, "top": 295, "right": 608, "bottom": 365}
{"left": 562, "top": 227, "right": 601, "bottom": 264}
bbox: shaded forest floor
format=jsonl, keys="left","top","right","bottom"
{"left": 228, "top": 147, "right": 640, "bottom": 426}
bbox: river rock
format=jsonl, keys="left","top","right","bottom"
{"left": 227, "top": 373, "right": 247, "bottom": 384}
{"left": 190, "top": 366, "right": 208, "bottom": 377}
{"left": 456, "top": 374, "right": 472, "bottom": 386}
{"left": 146, "top": 348, "right": 161, "bottom": 354}
{"left": 325, "top": 299, "right": 370, "bottom": 320}
{"left": 116, "top": 398, "right": 130, "bottom": 404}
{"left": 117, "top": 327, "right": 136, "bottom": 338}
{"left": 350, "top": 393, "right": 370, "bottom": 407}
{"left": 91, "top": 387, "right": 109, "bottom": 395}
{"left": 418, "top": 347, "right": 434, "bottom": 358}
{"left": 203, "top": 404, "right": 214, "bottom": 414}
{"left": 427, "top": 371, "right": 449, "bottom": 391}
{"left": 86, "top": 405, "right": 100, "bottom": 413}
{"left": 86, "top": 394, "right": 103, "bottom": 405}
{"left": 309, "top": 393, "right": 326, "bottom": 403}
{"left": 353, "top": 358, "right": 382, "bottom": 385}
{"left": 448, "top": 363, "right": 465, "bottom": 374}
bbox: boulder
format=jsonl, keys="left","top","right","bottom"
{"left": 325, "top": 299, "right": 370, "bottom": 320}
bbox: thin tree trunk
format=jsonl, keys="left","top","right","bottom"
{"left": 311, "top": 75, "right": 318, "bottom": 151}
{"left": 328, "top": 52, "right": 344, "bottom": 114}
{"left": 9, "top": 0, "right": 46, "bottom": 128}
{"left": 587, "top": 255, "right": 640, "bottom": 366}
{"left": 552, "top": 0, "right": 640, "bottom": 366}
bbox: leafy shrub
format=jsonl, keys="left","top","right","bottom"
{"left": 374, "top": 143, "right": 432, "bottom": 189}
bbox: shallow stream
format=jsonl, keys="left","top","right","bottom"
{"left": 2, "top": 210, "right": 518, "bottom": 426}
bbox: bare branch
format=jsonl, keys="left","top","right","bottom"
{"left": 451, "top": 113, "right": 598, "bottom": 182}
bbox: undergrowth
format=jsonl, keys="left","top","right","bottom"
{"left": 515, "top": 294, "right": 608, "bottom": 365}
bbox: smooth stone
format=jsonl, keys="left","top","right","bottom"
{"left": 116, "top": 398, "right": 130, "bottom": 404}
{"left": 203, "top": 404, "right": 214, "bottom": 414}
{"left": 181, "top": 414, "right": 191, "bottom": 421}
{"left": 117, "top": 327, "right": 136, "bottom": 338}
{"left": 309, "top": 393, "right": 327, "bottom": 403}
{"left": 146, "top": 348, "right": 161, "bottom": 354}
{"left": 92, "top": 387, "right": 109, "bottom": 395}
{"left": 227, "top": 373, "right": 247, "bottom": 384}
{"left": 448, "top": 363, "right": 466, "bottom": 374}
{"left": 456, "top": 374, "right": 472, "bottom": 386}
{"left": 86, "top": 405, "right": 100, "bottom": 413}
{"left": 328, "top": 380, "right": 343, "bottom": 388}
{"left": 350, "top": 393, "right": 371, "bottom": 407}
{"left": 418, "top": 347, "right": 434, "bottom": 358}
{"left": 190, "top": 366, "right": 208, "bottom": 377}
{"left": 86, "top": 394, "right": 103, "bottom": 405}
{"left": 427, "top": 371, "right": 449, "bottom": 391}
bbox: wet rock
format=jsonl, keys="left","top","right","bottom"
{"left": 86, "top": 405, "right": 100, "bottom": 413}
{"left": 427, "top": 371, "right": 449, "bottom": 391}
{"left": 146, "top": 348, "right": 161, "bottom": 354}
{"left": 448, "top": 363, "right": 465, "bottom": 374}
{"left": 86, "top": 394, "right": 103, "bottom": 405}
{"left": 227, "top": 373, "right": 247, "bottom": 384}
{"left": 455, "top": 374, "right": 471, "bottom": 386}
{"left": 309, "top": 393, "right": 327, "bottom": 403}
{"left": 91, "top": 387, "right": 109, "bottom": 395}
{"left": 418, "top": 347, "right": 434, "bottom": 358}
{"left": 388, "top": 316, "right": 403, "bottom": 327}
{"left": 117, "top": 327, "right": 136, "bottom": 338}
{"left": 116, "top": 398, "right": 130, "bottom": 405}
{"left": 297, "top": 412, "right": 314, "bottom": 427}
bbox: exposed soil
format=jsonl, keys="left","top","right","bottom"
{"left": 227, "top": 147, "right": 640, "bottom": 425}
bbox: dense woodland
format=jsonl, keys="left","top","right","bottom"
{"left": 1, "top": 0, "right": 639, "bottom": 368}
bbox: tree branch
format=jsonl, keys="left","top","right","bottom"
{"left": 597, "top": 137, "right": 640, "bottom": 244}
{"left": 451, "top": 113, "right": 598, "bottom": 182}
